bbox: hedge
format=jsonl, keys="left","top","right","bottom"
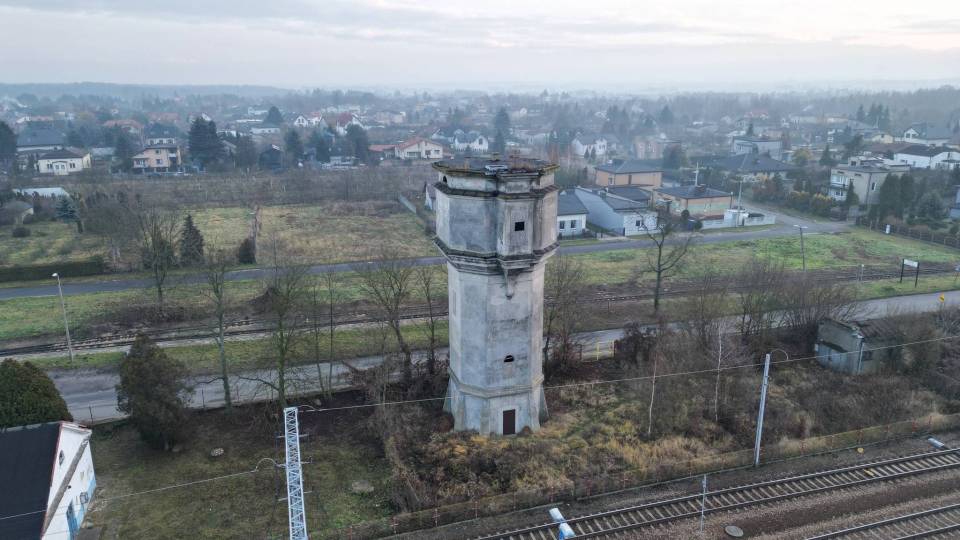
{"left": 0, "top": 257, "right": 106, "bottom": 283}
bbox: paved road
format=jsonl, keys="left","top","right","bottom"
{"left": 53, "top": 289, "right": 954, "bottom": 423}
{"left": 1, "top": 210, "right": 845, "bottom": 301}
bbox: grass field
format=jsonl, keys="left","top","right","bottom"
{"left": 0, "top": 201, "right": 436, "bottom": 270}
{"left": 87, "top": 406, "right": 391, "bottom": 539}
{"left": 3, "top": 229, "right": 959, "bottom": 343}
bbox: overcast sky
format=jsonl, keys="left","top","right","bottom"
{"left": 2, "top": 0, "right": 959, "bottom": 91}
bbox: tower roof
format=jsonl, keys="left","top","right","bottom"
{"left": 433, "top": 156, "right": 557, "bottom": 177}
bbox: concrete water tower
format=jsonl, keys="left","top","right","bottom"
{"left": 432, "top": 156, "right": 559, "bottom": 435}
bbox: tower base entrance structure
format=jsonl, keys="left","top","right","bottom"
{"left": 432, "top": 157, "right": 558, "bottom": 435}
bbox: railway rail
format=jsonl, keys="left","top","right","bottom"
{"left": 2, "top": 262, "right": 956, "bottom": 357}
{"left": 475, "top": 448, "right": 960, "bottom": 540}
{"left": 807, "top": 501, "right": 960, "bottom": 539}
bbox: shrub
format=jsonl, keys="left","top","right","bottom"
{"left": 11, "top": 226, "right": 30, "bottom": 238}
{"left": 0, "top": 257, "right": 106, "bottom": 283}
{"left": 0, "top": 359, "right": 72, "bottom": 428}
{"left": 237, "top": 237, "right": 256, "bottom": 264}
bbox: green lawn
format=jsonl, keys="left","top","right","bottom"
{"left": 0, "top": 218, "right": 106, "bottom": 267}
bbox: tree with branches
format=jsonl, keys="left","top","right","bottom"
{"left": 258, "top": 246, "right": 309, "bottom": 409}
{"left": 134, "top": 204, "right": 182, "bottom": 313}
{"left": 202, "top": 247, "right": 233, "bottom": 412}
{"left": 543, "top": 253, "right": 585, "bottom": 377}
{"left": 638, "top": 215, "right": 695, "bottom": 313}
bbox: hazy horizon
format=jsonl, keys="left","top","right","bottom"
{"left": 1, "top": 1, "right": 959, "bottom": 92}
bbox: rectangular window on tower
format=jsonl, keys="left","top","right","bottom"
{"left": 514, "top": 221, "right": 525, "bottom": 232}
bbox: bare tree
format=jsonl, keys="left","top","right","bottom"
{"left": 543, "top": 253, "right": 586, "bottom": 377}
{"left": 355, "top": 247, "right": 416, "bottom": 387}
{"left": 257, "top": 244, "right": 309, "bottom": 408}
{"left": 133, "top": 203, "right": 182, "bottom": 313}
{"left": 639, "top": 216, "right": 695, "bottom": 313}
{"left": 414, "top": 265, "right": 445, "bottom": 380}
{"left": 736, "top": 257, "right": 786, "bottom": 339}
{"left": 778, "top": 275, "right": 861, "bottom": 350}
{"left": 201, "top": 247, "right": 233, "bottom": 412}
{"left": 310, "top": 269, "right": 345, "bottom": 398}
{"left": 676, "top": 269, "right": 729, "bottom": 351}
{"left": 83, "top": 192, "right": 136, "bottom": 268}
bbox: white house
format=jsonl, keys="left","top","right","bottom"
{"left": 571, "top": 134, "right": 608, "bottom": 158}
{"left": 557, "top": 190, "right": 589, "bottom": 237}
{"left": 37, "top": 149, "right": 92, "bottom": 176}
{"left": 452, "top": 132, "right": 488, "bottom": 153}
{"left": 307, "top": 114, "right": 326, "bottom": 127}
{"left": 334, "top": 112, "right": 364, "bottom": 136}
{"left": 901, "top": 123, "right": 953, "bottom": 146}
{"left": 292, "top": 115, "right": 309, "bottom": 128}
{"left": 395, "top": 137, "right": 443, "bottom": 160}
{"left": 0, "top": 422, "right": 96, "bottom": 540}
{"left": 250, "top": 124, "right": 281, "bottom": 135}
{"left": 731, "top": 136, "right": 783, "bottom": 159}
{"left": 894, "top": 145, "right": 960, "bottom": 169}
{"left": 574, "top": 186, "right": 658, "bottom": 236}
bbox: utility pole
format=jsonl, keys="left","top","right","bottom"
{"left": 753, "top": 353, "right": 771, "bottom": 467}
{"left": 793, "top": 225, "right": 808, "bottom": 271}
{"left": 52, "top": 273, "right": 75, "bottom": 362}
{"left": 698, "top": 474, "right": 708, "bottom": 535}
{"left": 283, "top": 407, "right": 308, "bottom": 540}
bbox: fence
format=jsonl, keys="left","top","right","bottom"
{"left": 326, "top": 411, "right": 960, "bottom": 539}
{"left": 858, "top": 217, "right": 960, "bottom": 250}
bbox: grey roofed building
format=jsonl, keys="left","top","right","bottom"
{"left": 897, "top": 144, "right": 948, "bottom": 158}
{"left": 604, "top": 185, "right": 652, "bottom": 203}
{"left": 656, "top": 185, "right": 732, "bottom": 199}
{"left": 905, "top": 122, "right": 954, "bottom": 140}
{"left": 816, "top": 317, "right": 901, "bottom": 374}
{"left": 557, "top": 190, "right": 588, "bottom": 216}
{"left": 594, "top": 159, "right": 662, "bottom": 174}
{"left": 16, "top": 127, "right": 65, "bottom": 150}
{"left": 706, "top": 153, "right": 798, "bottom": 174}
{"left": 145, "top": 123, "right": 181, "bottom": 139}
{"left": 39, "top": 148, "right": 84, "bottom": 160}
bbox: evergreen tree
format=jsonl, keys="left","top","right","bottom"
{"left": 234, "top": 135, "right": 258, "bottom": 169}
{"left": 0, "top": 120, "right": 15, "bottom": 161}
{"left": 658, "top": 105, "right": 674, "bottom": 125}
{"left": 819, "top": 144, "right": 835, "bottom": 166}
{"left": 308, "top": 130, "right": 330, "bottom": 163}
{"left": 746, "top": 122, "right": 755, "bottom": 136}
{"left": 494, "top": 107, "right": 510, "bottom": 135}
{"left": 856, "top": 105, "right": 865, "bottom": 122}
{"left": 0, "top": 359, "right": 72, "bottom": 428}
{"left": 264, "top": 105, "right": 284, "bottom": 125}
{"left": 844, "top": 184, "right": 859, "bottom": 208}
{"left": 284, "top": 130, "right": 303, "bottom": 162}
{"left": 188, "top": 118, "right": 224, "bottom": 167}
{"left": 237, "top": 237, "right": 256, "bottom": 264}
{"left": 113, "top": 129, "right": 134, "bottom": 172}
{"left": 915, "top": 192, "right": 945, "bottom": 223}
{"left": 842, "top": 134, "right": 865, "bottom": 159}
{"left": 179, "top": 214, "right": 205, "bottom": 267}
{"left": 55, "top": 197, "right": 83, "bottom": 233}
{"left": 116, "top": 334, "right": 191, "bottom": 451}
{"left": 67, "top": 129, "right": 85, "bottom": 148}
{"left": 345, "top": 124, "right": 370, "bottom": 163}
{"left": 491, "top": 129, "right": 506, "bottom": 154}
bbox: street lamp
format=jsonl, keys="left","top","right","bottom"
{"left": 52, "top": 273, "right": 75, "bottom": 362}
{"left": 793, "top": 225, "right": 808, "bottom": 272}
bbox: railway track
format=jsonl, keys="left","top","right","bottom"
{"left": 476, "top": 448, "right": 960, "bottom": 540}
{"left": 3, "top": 262, "right": 956, "bottom": 357}
{"left": 807, "top": 501, "right": 960, "bottom": 539}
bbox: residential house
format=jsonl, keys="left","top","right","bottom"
{"left": 731, "top": 136, "right": 783, "bottom": 160}
{"left": 372, "top": 110, "right": 406, "bottom": 125}
{"left": 574, "top": 186, "right": 658, "bottom": 236}
{"left": 827, "top": 157, "right": 908, "bottom": 204}
{"left": 705, "top": 153, "right": 798, "bottom": 182}
{"left": 654, "top": 185, "right": 733, "bottom": 217}
{"left": 893, "top": 145, "right": 960, "bottom": 169}
{"left": 144, "top": 123, "right": 180, "bottom": 146}
{"left": 0, "top": 422, "right": 97, "bottom": 540}
{"left": 571, "top": 134, "right": 607, "bottom": 159}
{"left": 307, "top": 114, "right": 326, "bottom": 127}
{"left": 815, "top": 318, "right": 901, "bottom": 374}
{"left": 452, "top": 131, "right": 488, "bottom": 154}
{"left": 292, "top": 115, "right": 309, "bottom": 129}
{"left": 334, "top": 112, "right": 363, "bottom": 136}
{"left": 16, "top": 127, "right": 65, "bottom": 156}
{"left": 132, "top": 144, "right": 182, "bottom": 173}
{"left": 395, "top": 137, "right": 443, "bottom": 160}
{"left": 102, "top": 119, "right": 144, "bottom": 140}
{"left": 258, "top": 145, "right": 284, "bottom": 170}
{"left": 901, "top": 123, "right": 953, "bottom": 146}
{"left": 556, "top": 190, "right": 589, "bottom": 237}
{"left": 369, "top": 144, "right": 397, "bottom": 161}
{"left": 250, "top": 123, "right": 281, "bottom": 136}
{"left": 37, "top": 149, "right": 92, "bottom": 176}
{"left": 594, "top": 159, "right": 663, "bottom": 188}
{"left": 633, "top": 137, "right": 680, "bottom": 160}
